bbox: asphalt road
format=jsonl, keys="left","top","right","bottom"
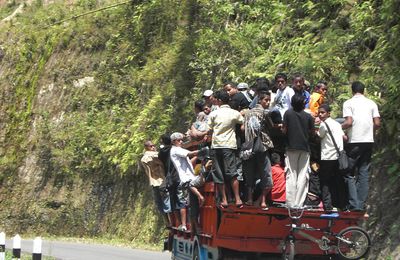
{"left": 5, "top": 239, "right": 171, "bottom": 260}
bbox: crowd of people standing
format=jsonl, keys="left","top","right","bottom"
{"left": 140, "top": 72, "right": 380, "bottom": 232}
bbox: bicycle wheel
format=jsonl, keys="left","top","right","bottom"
{"left": 282, "top": 239, "right": 295, "bottom": 260}
{"left": 337, "top": 226, "right": 371, "bottom": 260}
{"left": 192, "top": 243, "right": 200, "bottom": 260}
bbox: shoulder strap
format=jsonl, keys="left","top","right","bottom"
{"left": 243, "top": 91, "right": 252, "bottom": 103}
{"left": 165, "top": 148, "right": 174, "bottom": 174}
{"left": 167, "top": 152, "right": 171, "bottom": 171}
{"left": 323, "top": 121, "right": 340, "bottom": 153}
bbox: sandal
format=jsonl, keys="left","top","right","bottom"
{"left": 261, "top": 203, "right": 269, "bottom": 211}
{"left": 218, "top": 203, "right": 228, "bottom": 209}
{"left": 236, "top": 203, "right": 244, "bottom": 209}
{"left": 178, "top": 225, "right": 187, "bottom": 232}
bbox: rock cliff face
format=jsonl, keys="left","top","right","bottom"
{"left": 0, "top": 0, "right": 399, "bottom": 258}
{"left": 368, "top": 166, "right": 400, "bottom": 258}
{"left": 0, "top": 0, "right": 188, "bottom": 246}
{"left": 0, "top": 67, "right": 166, "bottom": 243}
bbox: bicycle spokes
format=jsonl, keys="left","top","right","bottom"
{"left": 337, "top": 227, "right": 371, "bottom": 260}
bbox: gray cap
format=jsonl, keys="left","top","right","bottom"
{"left": 170, "top": 132, "right": 184, "bottom": 141}
{"left": 237, "top": 82, "right": 249, "bottom": 90}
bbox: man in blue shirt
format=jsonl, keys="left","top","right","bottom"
{"left": 292, "top": 74, "right": 311, "bottom": 109}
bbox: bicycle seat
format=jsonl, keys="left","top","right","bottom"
{"left": 320, "top": 213, "right": 340, "bottom": 219}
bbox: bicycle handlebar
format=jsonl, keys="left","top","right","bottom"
{"left": 286, "top": 205, "right": 320, "bottom": 219}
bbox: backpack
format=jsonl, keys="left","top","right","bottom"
{"left": 240, "top": 115, "right": 266, "bottom": 160}
{"left": 166, "top": 155, "right": 180, "bottom": 187}
{"left": 159, "top": 146, "right": 180, "bottom": 187}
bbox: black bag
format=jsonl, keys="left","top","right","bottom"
{"left": 240, "top": 130, "right": 266, "bottom": 160}
{"left": 165, "top": 155, "right": 180, "bottom": 187}
{"left": 323, "top": 122, "right": 350, "bottom": 171}
{"left": 252, "top": 131, "right": 266, "bottom": 153}
{"left": 240, "top": 139, "right": 254, "bottom": 160}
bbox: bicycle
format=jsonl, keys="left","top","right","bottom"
{"left": 282, "top": 205, "right": 371, "bottom": 260}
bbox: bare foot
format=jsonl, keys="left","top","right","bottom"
{"left": 260, "top": 203, "right": 269, "bottom": 210}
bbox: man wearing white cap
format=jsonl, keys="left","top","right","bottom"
{"left": 203, "top": 89, "right": 219, "bottom": 112}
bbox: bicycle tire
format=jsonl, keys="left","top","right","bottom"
{"left": 282, "top": 240, "right": 295, "bottom": 260}
{"left": 192, "top": 243, "right": 200, "bottom": 260}
{"left": 337, "top": 226, "right": 371, "bottom": 260}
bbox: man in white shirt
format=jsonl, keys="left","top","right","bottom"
{"left": 342, "top": 81, "right": 380, "bottom": 211}
{"left": 170, "top": 132, "right": 204, "bottom": 232}
{"left": 272, "top": 73, "right": 295, "bottom": 118}
{"left": 318, "top": 104, "right": 347, "bottom": 211}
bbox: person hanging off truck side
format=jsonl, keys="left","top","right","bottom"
{"left": 140, "top": 74, "right": 380, "bottom": 234}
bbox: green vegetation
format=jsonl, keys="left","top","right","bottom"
{"left": 4, "top": 250, "right": 55, "bottom": 260}
{"left": 0, "top": 0, "right": 19, "bottom": 20}
{"left": 0, "top": 0, "right": 399, "bottom": 258}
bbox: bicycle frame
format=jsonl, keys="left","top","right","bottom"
{"left": 283, "top": 206, "right": 371, "bottom": 259}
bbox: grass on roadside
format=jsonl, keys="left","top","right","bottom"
{"left": 38, "top": 235, "right": 164, "bottom": 251}
{"left": 4, "top": 250, "right": 55, "bottom": 260}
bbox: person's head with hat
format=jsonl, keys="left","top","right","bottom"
{"left": 237, "top": 82, "right": 249, "bottom": 91}
{"left": 203, "top": 89, "right": 213, "bottom": 98}
{"left": 203, "top": 89, "right": 214, "bottom": 106}
{"left": 170, "top": 132, "right": 185, "bottom": 147}
{"left": 238, "top": 82, "right": 255, "bottom": 100}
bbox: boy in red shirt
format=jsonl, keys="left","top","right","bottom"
{"left": 270, "top": 153, "right": 286, "bottom": 203}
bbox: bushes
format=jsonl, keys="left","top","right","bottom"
{"left": 1, "top": 0, "right": 399, "bottom": 185}
{"left": 0, "top": 0, "right": 400, "bottom": 249}
{"left": 0, "top": 0, "right": 398, "bottom": 182}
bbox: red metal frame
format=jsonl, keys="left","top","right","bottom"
{"left": 169, "top": 181, "right": 367, "bottom": 256}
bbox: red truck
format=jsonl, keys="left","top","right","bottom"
{"left": 164, "top": 180, "right": 370, "bottom": 260}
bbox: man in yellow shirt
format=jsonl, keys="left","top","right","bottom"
{"left": 207, "top": 91, "right": 244, "bottom": 208}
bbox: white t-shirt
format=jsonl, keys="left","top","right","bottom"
{"left": 273, "top": 86, "right": 295, "bottom": 118}
{"left": 269, "top": 91, "right": 277, "bottom": 110}
{"left": 319, "top": 118, "right": 345, "bottom": 160}
{"left": 170, "top": 146, "right": 196, "bottom": 184}
{"left": 342, "top": 94, "right": 380, "bottom": 143}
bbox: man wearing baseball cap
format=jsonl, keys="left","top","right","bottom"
{"left": 237, "top": 82, "right": 254, "bottom": 103}
{"left": 203, "top": 89, "right": 219, "bottom": 112}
